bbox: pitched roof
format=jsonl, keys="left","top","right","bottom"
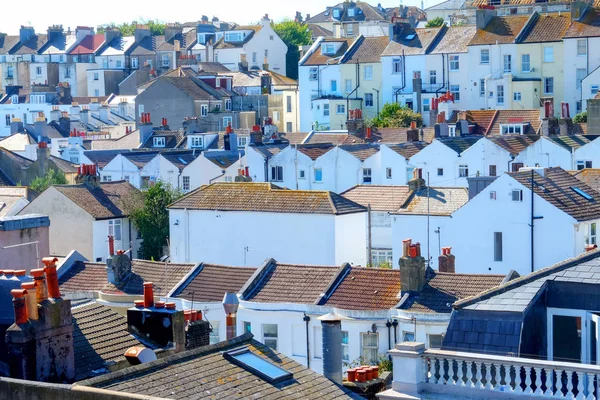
{"left": 0, "top": 147, "right": 34, "bottom": 168}
{"left": 122, "top": 152, "right": 160, "bottom": 168}
{"left": 249, "top": 143, "right": 287, "bottom": 158}
{"left": 59, "top": 259, "right": 197, "bottom": 296}
{"left": 78, "top": 333, "right": 360, "bottom": 399}
{"left": 463, "top": 110, "right": 498, "bottom": 135}
{"left": 487, "top": 109, "right": 541, "bottom": 135}
{"left": 343, "top": 35, "right": 390, "bottom": 63}
{"left": 430, "top": 25, "right": 476, "bottom": 54}
{"left": 127, "top": 35, "right": 165, "bottom": 56}
{"left": 160, "top": 76, "right": 219, "bottom": 100}
{"left": 49, "top": 156, "right": 79, "bottom": 173}
{"left": 306, "top": 1, "right": 388, "bottom": 23}
{"left": 307, "top": 24, "right": 333, "bottom": 39}
{"left": 53, "top": 181, "right": 139, "bottom": 220}
{"left": 339, "top": 143, "right": 379, "bottom": 160}
{"left": 302, "top": 38, "right": 352, "bottom": 65}
{"left": 84, "top": 149, "right": 129, "bottom": 168}
{"left": 168, "top": 182, "right": 367, "bottom": 215}
{"left": 387, "top": 142, "right": 429, "bottom": 158}
{"left": 11, "top": 34, "right": 48, "bottom": 55}
{"left": 69, "top": 34, "right": 105, "bottom": 54}
{"left": 0, "top": 35, "right": 21, "bottom": 53}
{"left": 161, "top": 151, "right": 199, "bottom": 171}
{"left": 341, "top": 185, "right": 412, "bottom": 211}
{"left": 510, "top": 167, "right": 600, "bottom": 222}
{"left": 397, "top": 187, "right": 469, "bottom": 216}
{"left": 243, "top": 263, "right": 341, "bottom": 304}
{"left": 172, "top": 263, "right": 257, "bottom": 302}
{"left": 382, "top": 26, "right": 442, "bottom": 56}
{"left": 544, "top": 135, "right": 597, "bottom": 152}
{"left": 469, "top": 15, "right": 529, "bottom": 46}
{"left": 0, "top": 168, "right": 15, "bottom": 186}
{"left": 72, "top": 301, "right": 148, "bottom": 381}
{"left": 321, "top": 267, "right": 402, "bottom": 310}
{"left": 400, "top": 270, "right": 506, "bottom": 313}
{"left": 295, "top": 143, "right": 335, "bottom": 160}
{"left": 487, "top": 135, "right": 539, "bottom": 156}
{"left": 204, "top": 151, "right": 241, "bottom": 169}
{"left": 519, "top": 13, "right": 571, "bottom": 43}
{"left": 304, "top": 132, "right": 350, "bottom": 145}
{"left": 571, "top": 168, "right": 600, "bottom": 193}
{"left": 564, "top": 7, "right": 600, "bottom": 38}
{"left": 436, "top": 136, "right": 481, "bottom": 154}
{"left": 140, "top": 131, "right": 185, "bottom": 149}
{"left": 280, "top": 132, "right": 309, "bottom": 145}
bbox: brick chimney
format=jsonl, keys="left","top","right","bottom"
{"left": 406, "top": 120, "right": 419, "bottom": 142}
{"left": 138, "top": 112, "right": 154, "bottom": 144}
{"left": 408, "top": 168, "right": 425, "bottom": 192}
{"left": 438, "top": 247, "right": 455, "bottom": 273}
{"left": 399, "top": 239, "right": 426, "bottom": 294}
{"left": 106, "top": 251, "right": 131, "bottom": 285}
{"left": 5, "top": 258, "right": 75, "bottom": 383}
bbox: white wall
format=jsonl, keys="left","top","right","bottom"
{"left": 244, "top": 22, "right": 287, "bottom": 75}
{"left": 100, "top": 155, "right": 142, "bottom": 188}
{"left": 92, "top": 217, "right": 134, "bottom": 263}
{"left": 268, "top": 146, "right": 315, "bottom": 190}
{"left": 460, "top": 138, "right": 511, "bottom": 178}
{"left": 409, "top": 140, "right": 466, "bottom": 187}
{"left": 169, "top": 209, "right": 366, "bottom": 266}
{"left": 381, "top": 55, "right": 426, "bottom": 105}
{"left": 514, "top": 137, "right": 572, "bottom": 170}
{"left": 335, "top": 212, "right": 368, "bottom": 266}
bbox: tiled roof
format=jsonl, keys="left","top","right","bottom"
{"left": 400, "top": 270, "right": 506, "bottom": 313}
{"left": 140, "top": 131, "right": 185, "bottom": 149}
{"left": 123, "top": 152, "right": 160, "bottom": 168}
{"left": 60, "top": 259, "right": 197, "bottom": 296}
{"left": 69, "top": 34, "right": 105, "bottom": 54}
{"left": 382, "top": 26, "right": 442, "bottom": 56}
{"left": 387, "top": 142, "right": 429, "bottom": 158}
{"left": 79, "top": 333, "right": 360, "bottom": 399}
{"left": 343, "top": 36, "right": 390, "bottom": 63}
{"left": 72, "top": 301, "right": 147, "bottom": 381}
{"left": 280, "top": 132, "right": 309, "bottom": 144}
{"left": 469, "top": 15, "right": 529, "bottom": 46}
{"left": 169, "top": 182, "right": 367, "bottom": 215}
{"left": 544, "top": 135, "right": 597, "bottom": 151}
{"left": 11, "top": 34, "right": 48, "bottom": 55}
{"left": 339, "top": 143, "right": 379, "bottom": 160}
{"left": 364, "top": 128, "right": 435, "bottom": 144}
{"left": 53, "top": 181, "right": 140, "bottom": 220}
{"left": 204, "top": 151, "right": 240, "bottom": 169}
{"left": 304, "top": 132, "right": 350, "bottom": 145}
{"left": 302, "top": 38, "right": 352, "bottom": 65}
{"left": 296, "top": 143, "right": 335, "bottom": 160}
{"left": 322, "top": 267, "right": 401, "bottom": 310}
{"left": 0, "top": 147, "right": 34, "bottom": 168}
{"left": 306, "top": 1, "right": 387, "bottom": 23}
{"left": 0, "top": 168, "right": 15, "bottom": 186}
{"left": 487, "top": 109, "right": 541, "bottom": 136}
{"left": 571, "top": 168, "right": 600, "bottom": 193}
{"left": 159, "top": 76, "right": 218, "bottom": 100}
{"left": 397, "top": 187, "right": 469, "bottom": 216}
{"left": 430, "top": 25, "right": 476, "bottom": 54}
{"left": 161, "top": 151, "right": 199, "bottom": 171}
{"left": 172, "top": 263, "right": 257, "bottom": 302}
{"left": 197, "top": 62, "right": 230, "bottom": 73}
{"left": 487, "top": 135, "right": 539, "bottom": 156}
{"left": 307, "top": 24, "right": 333, "bottom": 39}
{"left": 243, "top": 263, "right": 341, "bottom": 304}
{"left": 463, "top": 110, "right": 497, "bottom": 135}
{"left": 341, "top": 185, "right": 412, "bottom": 211}
{"left": 519, "top": 13, "right": 571, "bottom": 43}
{"left": 564, "top": 7, "right": 600, "bottom": 38}
{"left": 437, "top": 136, "right": 481, "bottom": 154}
{"left": 511, "top": 167, "right": 600, "bottom": 222}
{"left": 49, "top": 156, "right": 79, "bottom": 173}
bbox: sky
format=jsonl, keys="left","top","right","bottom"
{"left": 6, "top": 0, "right": 434, "bottom": 34}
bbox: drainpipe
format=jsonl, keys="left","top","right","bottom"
{"left": 374, "top": 88, "right": 380, "bottom": 117}
{"left": 435, "top": 53, "right": 446, "bottom": 98}
{"left": 508, "top": 155, "right": 515, "bottom": 174}
{"left": 392, "top": 319, "right": 398, "bottom": 345}
{"left": 346, "top": 59, "right": 360, "bottom": 121}
{"left": 303, "top": 313, "right": 311, "bottom": 368}
{"left": 531, "top": 168, "right": 534, "bottom": 273}
{"left": 386, "top": 320, "right": 392, "bottom": 360}
{"left": 393, "top": 50, "right": 406, "bottom": 104}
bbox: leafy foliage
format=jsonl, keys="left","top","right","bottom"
{"left": 30, "top": 169, "right": 67, "bottom": 193}
{"left": 426, "top": 17, "right": 445, "bottom": 28}
{"left": 573, "top": 111, "right": 587, "bottom": 123}
{"left": 371, "top": 103, "right": 422, "bottom": 128}
{"left": 98, "top": 19, "right": 166, "bottom": 36}
{"left": 127, "top": 182, "right": 182, "bottom": 260}
{"left": 272, "top": 20, "right": 312, "bottom": 80}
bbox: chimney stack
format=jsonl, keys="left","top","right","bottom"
{"left": 106, "top": 251, "right": 132, "bottom": 286}
{"left": 10, "top": 118, "right": 24, "bottom": 134}
{"left": 139, "top": 112, "right": 154, "bottom": 144}
{"left": 224, "top": 124, "right": 238, "bottom": 152}
{"left": 319, "top": 314, "right": 343, "bottom": 385}
{"left": 118, "top": 98, "right": 128, "bottom": 118}
{"left": 399, "top": 238, "right": 426, "bottom": 294}
{"left": 438, "top": 247, "right": 455, "bottom": 273}
{"left": 408, "top": 168, "right": 426, "bottom": 191}
{"left": 99, "top": 102, "right": 110, "bottom": 122}
{"left": 222, "top": 292, "right": 239, "bottom": 340}
{"left": 59, "top": 112, "right": 70, "bottom": 136}
{"left": 49, "top": 105, "right": 60, "bottom": 122}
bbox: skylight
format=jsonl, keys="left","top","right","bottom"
{"left": 571, "top": 186, "right": 594, "bottom": 201}
{"left": 405, "top": 34, "right": 416, "bottom": 40}
{"left": 224, "top": 347, "right": 292, "bottom": 384}
{"left": 178, "top": 157, "right": 188, "bottom": 165}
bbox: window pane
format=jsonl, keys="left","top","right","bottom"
{"left": 263, "top": 324, "right": 278, "bottom": 337}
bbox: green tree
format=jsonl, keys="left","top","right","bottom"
{"left": 371, "top": 103, "right": 422, "bottom": 128}
{"left": 127, "top": 182, "right": 182, "bottom": 260}
{"left": 98, "top": 19, "right": 166, "bottom": 36}
{"left": 425, "top": 17, "right": 445, "bottom": 28}
{"left": 272, "top": 20, "right": 312, "bottom": 80}
{"left": 574, "top": 111, "right": 587, "bottom": 123}
{"left": 30, "top": 169, "right": 67, "bottom": 193}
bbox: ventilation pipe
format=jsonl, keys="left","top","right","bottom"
{"left": 223, "top": 292, "right": 239, "bottom": 340}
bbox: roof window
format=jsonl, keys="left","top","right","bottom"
{"left": 405, "top": 34, "right": 416, "bottom": 40}
{"left": 571, "top": 186, "right": 594, "bottom": 201}
{"left": 224, "top": 347, "right": 292, "bottom": 384}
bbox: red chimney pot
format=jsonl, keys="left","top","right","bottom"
{"left": 143, "top": 282, "right": 154, "bottom": 308}
{"left": 11, "top": 289, "right": 28, "bottom": 325}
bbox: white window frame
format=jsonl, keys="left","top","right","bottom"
{"left": 225, "top": 98, "right": 232, "bottom": 111}
{"left": 512, "top": 189, "right": 523, "bottom": 202}
{"left": 336, "top": 104, "right": 345, "bottom": 114}
{"left": 131, "top": 57, "right": 139, "bottom": 69}
{"left": 591, "top": 85, "right": 599, "bottom": 96}
{"left": 450, "top": 85, "right": 460, "bottom": 102}
{"left": 237, "top": 136, "right": 248, "bottom": 148}
{"left": 590, "top": 222, "right": 597, "bottom": 245}
{"left": 365, "top": 93, "right": 374, "bottom": 107}
{"left": 201, "top": 104, "right": 208, "bottom": 117}
{"left": 371, "top": 249, "right": 392, "bottom": 265}
{"left": 544, "top": 46, "right": 554, "bottom": 62}
{"left": 262, "top": 323, "right": 278, "bottom": 350}
{"left": 544, "top": 77, "right": 554, "bottom": 95}
{"left": 323, "top": 103, "right": 330, "bottom": 116}
{"left": 497, "top": 85, "right": 504, "bottom": 105}
{"left": 449, "top": 55, "right": 459, "bottom": 71}
{"left": 271, "top": 165, "right": 284, "bottom": 182}
{"left": 480, "top": 49, "right": 489, "bottom": 64}
{"left": 577, "top": 160, "right": 593, "bottom": 170}
{"left": 182, "top": 176, "right": 190, "bottom": 191}
{"left": 458, "top": 164, "right": 468, "bottom": 178}
{"left": 501, "top": 124, "right": 523, "bottom": 135}
{"left": 361, "top": 332, "right": 379, "bottom": 364}
{"left": 503, "top": 54, "right": 511, "bottom": 73}
{"left": 392, "top": 59, "right": 402, "bottom": 74}
{"left": 364, "top": 65, "right": 373, "bottom": 80}
{"left": 513, "top": 92, "right": 522, "bottom": 101}
{"left": 190, "top": 136, "right": 203, "bottom": 148}
{"left": 428, "top": 334, "right": 443, "bottom": 349}
{"left": 577, "top": 39, "right": 587, "bottom": 56}
{"left": 153, "top": 137, "right": 166, "bottom": 147}
{"left": 479, "top": 79, "right": 485, "bottom": 97}
{"left": 362, "top": 168, "right": 372, "bottom": 184}
{"left": 309, "top": 68, "right": 318, "bottom": 81}
{"left": 342, "top": 330, "right": 350, "bottom": 361}
{"left": 108, "top": 219, "right": 122, "bottom": 241}
{"left": 345, "top": 79, "right": 352, "bottom": 93}
{"left": 209, "top": 321, "right": 220, "bottom": 344}
{"left": 223, "top": 116, "right": 232, "bottom": 128}
{"left": 521, "top": 54, "right": 530, "bottom": 73}
{"left": 429, "top": 70, "right": 437, "bottom": 85}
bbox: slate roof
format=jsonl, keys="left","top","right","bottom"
{"left": 436, "top": 136, "right": 482, "bottom": 154}
{"left": 544, "top": 135, "right": 597, "bottom": 152}
{"left": 396, "top": 187, "right": 469, "bottom": 216}
{"left": 249, "top": 144, "right": 287, "bottom": 158}
{"left": 382, "top": 26, "right": 442, "bottom": 56}
{"left": 487, "top": 135, "right": 539, "bottom": 156}
{"left": 126, "top": 35, "right": 165, "bottom": 56}
{"left": 84, "top": 150, "right": 131, "bottom": 168}
{"left": 343, "top": 35, "right": 390, "bottom": 63}
{"left": 400, "top": 270, "right": 506, "bottom": 313}
{"left": 243, "top": 263, "right": 341, "bottom": 304}
{"left": 307, "top": 24, "right": 333, "bottom": 39}
{"left": 160, "top": 76, "right": 219, "bottom": 100}
{"left": 98, "top": 36, "right": 135, "bottom": 56}
{"left": 59, "top": 259, "right": 197, "bottom": 297}
{"left": 0, "top": 168, "right": 14, "bottom": 186}
{"left": 169, "top": 183, "right": 367, "bottom": 215}
{"left": 161, "top": 151, "right": 199, "bottom": 171}
{"left": 571, "top": 169, "right": 600, "bottom": 193}
{"left": 72, "top": 301, "right": 148, "bottom": 381}
{"left": 341, "top": 185, "right": 412, "bottom": 211}
{"left": 339, "top": 143, "right": 379, "bottom": 160}
{"left": 302, "top": 38, "right": 352, "bottom": 65}
{"left": 519, "top": 13, "right": 571, "bottom": 43}
{"left": 430, "top": 25, "right": 476, "bottom": 54}
{"left": 123, "top": 152, "right": 160, "bottom": 168}
{"left": 321, "top": 267, "right": 402, "bottom": 310}
{"left": 0, "top": 147, "right": 34, "bottom": 168}
{"left": 11, "top": 34, "right": 48, "bottom": 55}
{"left": 0, "top": 35, "right": 20, "bottom": 54}
{"left": 204, "top": 151, "right": 241, "bottom": 169}
{"left": 79, "top": 333, "right": 360, "bottom": 399}
{"left": 387, "top": 142, "right": 429, "bottom": 158}
{"left": 172, "top": 263, "right": 257, "bottom": 302}
{"left": 469, "top": 15, "right": 529, "bottom": 46}
{"left": 52, "top": 181, "right": 139, "bottom": 220}
{"left": 140, "top": 131, "right": 185, "bottom": 149}
{"left": 510, "top": 167, "right": 600, "bottom": 222}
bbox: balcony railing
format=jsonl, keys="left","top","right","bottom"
{"left": 381, "top": 343, "right": 600, "bottom": 400}
{"left": 421, "top": 83, "right": 445, "bottom": 93}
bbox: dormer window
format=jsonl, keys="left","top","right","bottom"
{"left": 500, "top": 124, "right": 524, "bottom": 135}
{"left": 348, "top": 7, "right": 355, "bottom": 17}
{"left": 190, "top": 136, "right": 203, "bottom": 148}
{"left": 323, "top": 44, "right": 335, "bottom": 55}
{"left": 225, "top": 32, "right": 244, "bottom": 42}
{"left": 333, "top": 9, "right": 341, "bottom": 19}
{"left": 153, "top": 137, "right": 165, "bottom": 147}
